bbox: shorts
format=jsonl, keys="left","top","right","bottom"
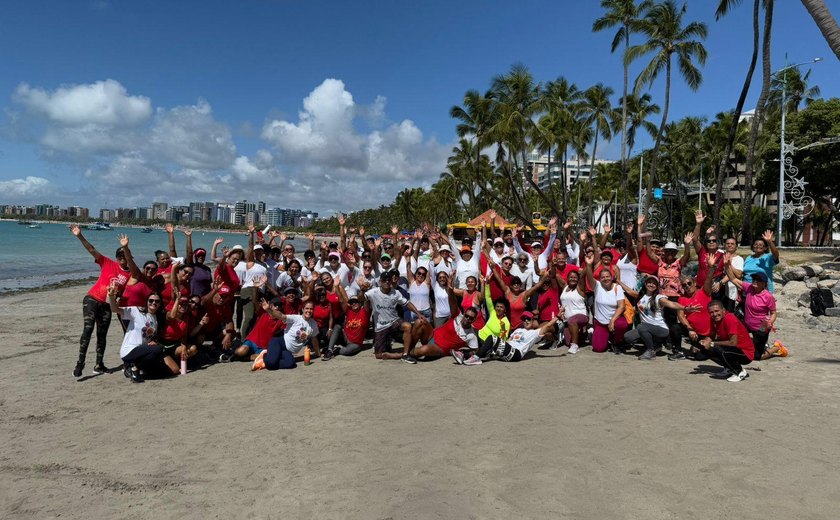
{"left": 242, "top": 339, "right": 265, "bottom": 355}
{"left": 374, "top": 320, "right": 405, "bottom": 354}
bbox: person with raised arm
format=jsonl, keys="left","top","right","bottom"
{"left": 323, "top": 281, "right": 371, "bottom": 358}
{"left": 239, "top": 225, "right": 268, "bottom": 337}
{"left": 512, "top": 217, "right": 558, "bottom": 275}
{"left": 646, "top": 231, "right": 694, "bottom": 355}
{"left": 726, "top": 257, "right": 785, "bottom": 360}
{"left": 558, "top": 270, "right": 589, "bottom": 353}
{"left": 718, "top": 236, "right": 744, "bottom": 313}
{"left": 489, "top": 256, "right": 549, "bottom": 331}
{"left": 251, "top": 300, "right": 320, "bottom": 371}
{"left": 742, "top": 230, "right": 780, "bottom": 292}
{"left": 108, "top": 281, "right": 162, "bottom": 383}
{"left": 673, "top": 252, "right": 718, "bottom": 360}
{"left": 477, "top": 272, "right": 511, "bottom": 345}
{"left": 691, "top": 211, "right": 726, "bottom": 294}
{"left": 452, "top": 274, "right": 485, "bottom": 331}
{"left": 69, "top": 225, "right": 132, "bottom": 377}
{"left": 582, "top": 250, "right": 628, "bottom": 353}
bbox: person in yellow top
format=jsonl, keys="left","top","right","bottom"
{"left": 478, "top": 273, "right": 511, "bottom": 342}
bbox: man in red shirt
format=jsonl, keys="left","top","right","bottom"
{"left": 70, "top": 225, "right": 132, "bottom": 378}
{"left": 698, "top": 300, "right": 754, "bottom": 382}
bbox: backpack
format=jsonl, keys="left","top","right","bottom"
{"left": 810, "top": 288, "right": 835, "bottom": 317}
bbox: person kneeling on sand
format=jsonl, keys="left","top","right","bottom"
{"left": 406, "top": 288, "right": 480, "bottom": 363}
{"left": 107, "top": 281, "right": 162, "bottom": 384}
{"left": 251, "top": 301, "right": 320, "bottom": 371}
{"left": 697, "top": 301, "right": 754, "bottom": 382}
{"left": 461, "top": 311, "right": 560, "bottom": 366}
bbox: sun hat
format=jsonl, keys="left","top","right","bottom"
{"left": 663, "top": 242, "right": 679, "bottom": 251}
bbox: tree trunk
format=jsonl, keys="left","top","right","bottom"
{"left": 588, "top": 125, "right": 600, "bottom": 225}
{"left": 741, "top": 0, "right": 773, "bottom": 245}
{"left": 621, "top": 28, "right": 630, "bottom": 218}
{"left": 713, "top": 0, "right": 759, "bottom": 230}
{"left": 801, "top": 0, "right": 840, "bottom": 61}
{"left": 646, "top": 58, "right": 671, "bottom": 213}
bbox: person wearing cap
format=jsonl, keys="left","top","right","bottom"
{"left": 407, "top": 293, "right": 480, "bottom": 363}
{"left": 725, "top": 259, "right": 785, "bottom": 360}
{"left": 692, "top": 211, "right": 726, "bottom": 292}
{"left": 488, "top": 256, "right": 549, "bottom": 331}
{"left": 646, "top": 232, "right": 693, "bottom": 355}
{"left": 323, "top": 283, "right": 371, "bottom": 358}
{"left": 190, "top": 246, "right": 213, "bottom": 298}
{"left": 199, "top": 279, "right": 237, "bottom": 361}
{"left": 698, "top": 301, "right": 755, "bottom": 382}
{"left": 512, "top": 217, "right": 557, "bottom": 274}
{"left": 226, "top": 296, "right": 289, "bottom": 363}
{"left": 364, "top": 271, "right": 427, "bottom": 363}
{"left": 451, "top": 242, "right": 480, "bottom": 289}
{"left": 718, "top": 237, "right": 744, "bottom": 312}
{"left": 69, "top": 225, "right": 132, "bottom": 377}
{"left": 432, "top": 243, "right": 456, "bottom": 279}
{"left": 488, "top": 236, "right": 508, "bottom": 264}
{"left": 619, "top": 275, "right": 701, "bottom": 360}
{"left": 377, "top": 252, "right": 395, "bottom": 278}
{"left": 463, "top": 312, "right": 561, "bottom": 365}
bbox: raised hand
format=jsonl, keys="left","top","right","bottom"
{"left": 637, "top": 214, "right": 646, "bottom": 226}
{"left": 548, "top": 216, "right": 558, "bottom": 227}
{"left": 391, "top": 225, "right": 399, "bottom": 235}
{"left": 488, "top": 210, "right": 496, "bottom": 220}
{"left": 603, "top": 224, "right": 612, "bottom": 235}
{"left": 705, "top": 225, "right": 716, "bottom": 236}
{"left": 706, "top": 253, "right": 717, "bottom": 267}
{"left": 374, "top": 238, "right": 383, "bottom": 248}
{"left": 762, "top": 230, "right": 775, "bottom": 242}
{"left": 321, "top": 240, "right": 328, "bottom": 250}
{"left": 255, "top": 274, "right": 268, "bottom": 289}
{"left": 117, "top": 234, "right": 129, "bottom": 247}
{"left": 183, "top": 229, "right": 192, "bottom": 237}
{"left": 280, "top": 232, "right": 288, "bottom": 241}
{"left": 248, "top": 224, "right": 256, "bottom": 234}
{"left": 337, "top": 214, "right": 346, "bottom": 226}
{"left": 165, "top": 223, "right": 174, "bottom": 234}
{"left": 70, "top": 224, "right": 81, "bottom": 236}
{"left": 625, "top": 221, "right": 634, "bottom": 234}
{"left": 694, "top": 210, "right": 705, "bottom": 225}
{"left": 585, "top": 251, "right": 595, "bottom": 265}
{"left": 214, "top": 237, "right": 224, "bottom": 245}
{"left": 515, "top": 223, "right": 524, "bottom": 234}
{"left": 349, "top": 227, "right": 357, "bottom": 234}
{"left": 564, "top": 218, "right": 573, "bottom": 230}
{"left": 359, "top": 226, "right": 366, "bottom": 237}
{"left": 684, "top": 232, "right": 694, "bottom": 244}
{"left": 261, "top": 299, "right": 270, "bottom": 312}
{"left": 723, "top": 252, "right": 732, "bottom": 265}
{"left": 588, "top": 226, "right": 597, "bottom": 237}
{"left": 270, "top": 230, "right": 281, "bottom": 238}
{"left": 579, "top": 231, "right": 588, "bottom": 243}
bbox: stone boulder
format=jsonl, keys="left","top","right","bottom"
{"left": 782, "top": 266, "right": 808, "bottom": 282}
{"left": 818, "top": 279, "right": 839, "bottom": 290}
{"left": 776, "top": 280, "right": 810, "bottom": 308}
{"left": 820, "top": 262, "right": 840, "bottom": 272}
{"left": 804, "top": 264, "right": 825, "bottom": 277}
{"left": 833, "top": 284, "right": 840, "bottom": 297}
{"left": 773, "top": 272, "right": 786, "bottom": 286}
{"left": 825, "top": 308, "right": 840, "bottom": 318}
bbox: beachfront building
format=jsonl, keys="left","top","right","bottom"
{"left": 528, "top": 151, "right": 616, "bottom": 191}
{"left": 152, "top": 202, "right": 168, "bottom": 220}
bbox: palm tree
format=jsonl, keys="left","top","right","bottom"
{"left": 580, "top": 83, "right": 616, "bottom": 223}
{"left": 768, "top": 67, "right": 821, "bottom": 113}
{"left": 450, "top": 89, "right": 495, "bottom": 213}
{"left": 712, "top": 0, "right": 760, "bottom": 237}
{"left": 627, "top": 0, "right": 708, "bottom": 211}
{"left": 593, "top": 0, "right": 653, "bottom": 216}
{"left": 800, "top": 0, "right": 840, "bottom": 61}
{"left": 739, "top": 0, "right": 773, "bottom": 245}
{"left": 543, "top": 77, "right": 584, "bottom": 218}
{"left": 623, "top": 93, "right": 660, "bottom": 160}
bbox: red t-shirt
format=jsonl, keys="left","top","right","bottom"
{"left": 245, "top": 312, "right": 285, "bottom": 349}
{"left": 327, "top": 291, "right": 343, "bottom": 319}
{"left": 312, "top": 301, "right": 332, "bottom": 329}
{"left": 343, "top": 307, "right": 370, "bottom": 345}
{"left": 121, "top": 280, "right": 155, "bottom": 307}
{"left": 695, "top": 251, "right": 725, "bottom": 286}
{"left": 161, "top": 317, "right": 188, "bottom": 343}
{"left": 678, "top": 288, "right": 712, "bottom": 337}
{"left": 637, "top": 249, "right": 659, "bottom": 276}
{"left": 214, "top": 264, "right": 242, "bottom": 294}
{"left": 710, "top": 312, "right": 755, "bottom": 360}
{"left": 87, "top": 256, "right": 131, "bottom": 303}
{"left": 282, "top": 299, "right": 302, "bottom": 316}
{"left": 202, "top": 301, "right": 233, "bottom": 333}
{"left": 460, "top": 291, "right": 485, "bottom": 330}
{"left": 555, "top": 264, "right": 580, "bottom": 282}
{"left": 538, "top": 286, "right": 560, "bottom": 321}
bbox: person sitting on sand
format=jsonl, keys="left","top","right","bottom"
{"left": 251, "top": 300, "right": 320, "bottom": 371}
{"left": 364, "top": 271, "right": 427, "bottom": 363}
{"left": 323, "top": 282, "right": 370, "bottom": 358}
{"left": 158, "top": 295, "right": 200, "bottom": 374}
{"left": 675, "top": 253, "right": 717, "bottom": 360}
{"left": 228, "top": 295, "right": 288, "bottom": 362}
{"left": 582, "top": 250, "right": 628, "bottom": 353}
{"left": 558, "top": 270, "right": 589, "bottom": 354}
{"left": 697, "top": 301, "right": 755, "bottom": 382}
{"left": 461, "top": 311, "right": 561, "bottom": 365}
{"left": 69, "top": 224, "right": 132, "bottom": 378}
{"left": 406, "top": 287, "right": 479, "bottom": 362}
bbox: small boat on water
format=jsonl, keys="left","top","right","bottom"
{"left": 28, "top": 224, "right": 41, "bottom": 229}
{"left": 140, "top": 227, "right": 154, "bottom": 233}
{"left": 87, "top": 222, "right": 113, "bottom": 231}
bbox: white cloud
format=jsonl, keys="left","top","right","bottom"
{"left": 14, "top": 80, "right": 151, "bottom": 126}
{"left": 0, "top": 176, "right": 55, "bottom": 198}
{"left": 3, "top": 78, "right": 450, "bottom": 214}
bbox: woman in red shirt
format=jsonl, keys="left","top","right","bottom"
{"left": 324, "top": 283, "right": 371, "bottom": 358}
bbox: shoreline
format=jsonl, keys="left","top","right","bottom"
{"left": 0, "top": 275, "right": 96, "bottom": 297}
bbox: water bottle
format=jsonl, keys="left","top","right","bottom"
{"left": 180, "top": 349, "right": 187, "bottom": 375}
{"left": 304, "top": 346, "right": 311, "bottom": 366}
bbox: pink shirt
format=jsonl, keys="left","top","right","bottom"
{"left": 742, "top": 283, "right": 776, "bottom": 331}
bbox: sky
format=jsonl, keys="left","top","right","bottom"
{"left": 0, "top": 0, "right": 838, "bottom": 215}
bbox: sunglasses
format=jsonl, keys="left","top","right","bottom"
{"left": 494, "top": 244, "right": 504, "bottom": 248}
{"left": 518, "top": 258, "right": 528, "bottom": 262}
{"left": 706, "top": 239, "right": 717, "bottom": 243}
{"left": 522, "top": 317, "right": 533, "bottom": 321}
{"left": 681, "top": 281, "right": 694, "bottom": 287}
{"left": 147, "top": 299, "right": 162, "bottom": 304}
{"left": 502, "top": 262, "right": 512, "bottom": 267}
{"left": 462, "top": 314, "right": 476, "bottom": 321}
{"left": 416, "top": 272, "right": 427, "bottom": 277}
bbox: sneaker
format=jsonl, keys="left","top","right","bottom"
{"left": 568, "top": 343, "right": 579, "bottom": 354}
{"left": 92, "top": 363, "right": 109, "bottom": 375}
{"left": 219, "top": 351, "right": 233, "bottom": 363}
{"left": 667, "top": 351, "right": 686, "bottom": 361}
{"left": 464, "top": 355, "right": 483, "bottom": 366}
{"left": 638, "top": 349, "right": 656, "bottom": 361}
{"left": 450, "top": 350, "right": 465, "bottom": 365}
{"left": 711, "top": 367, "right": 734, "bottom": 379}
{"left": 125, "top": 365, "right": 144, "bottom": 383}
{"left": 321, "top": 349, "right": 334, "bottom": 361}
{"left": 401, "top": 354, "right": 418, "bottom": 364}
{"left": 775, "top": 342, "right": 789, "bottom": 358}
{"left": 251, "top": 350, "right": 266, "bottom": 371}
{"left": 609, "top": 342, "right": 623, "bottom": 355}
{"left": 73, "top": 361, "right": 84, "bottom": 378}
{"left": 727, "top": 370, "right": 749, "bottom": 382}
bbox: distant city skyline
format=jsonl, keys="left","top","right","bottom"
{"left": 0, "top": 1, "right": 837, "bottom": 214}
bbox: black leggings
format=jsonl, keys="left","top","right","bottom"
{"left": 477, "top": 336, "right": 522, "bottom": 362}
{"left": 664, "top": 297, "right": 682, "bottom": 350}
{"left": 122, "top": 345, "right": 164, "bottom": 371}
{"left": 748, "top": 327, "right": 770, "bottom": 360}
{"left": 265, "top": 336, "right": 297, "bottom": 370}
{"left": 706, "top": 345, "right": 752, "bottom": 374}
{"left": 79, "top": 295, "right": 112, "bottom": 364}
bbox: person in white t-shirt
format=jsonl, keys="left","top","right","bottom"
{"left": 621, "top": 276, "right": 699, "bottom": 360}
{"left": 464, "top": 311, "right": 561, "bottom": 365}
{"left": 719, "top": 237, "right": 744, "bottom": 312}
{"left": 251, "top": 301, "right": 321, "bottom": 371}
{"left": 583, "top": 251, "right": 629, "bottom": 353}
{"left": 107, "top": 282, "right": 164, "bottom": 383}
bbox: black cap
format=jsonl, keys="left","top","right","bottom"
{"left": 304, "top": 249, "right": 316, "bottom": 259}
{"left": 328, "top": 241, "right": 339, "bottom": 249}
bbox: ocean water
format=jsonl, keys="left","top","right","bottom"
{"left": 0, "top": 221, "right": 313, "bottom": 292}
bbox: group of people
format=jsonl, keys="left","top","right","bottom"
{"left": 70, "top": 208, "right": 787, "bottom": 384}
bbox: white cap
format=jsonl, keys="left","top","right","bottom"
{"left": 230, "top": 244, "right": 244, "bottom": 253}
{"left": 493, "top": 237, "right": 504, "bottom": 244}
{"left": 439, "top": 245, "right": 451, "bottom": 252}
{"left": 253, "top": 244, "right": 263, "bottom": 251}
{"left": 531, "top": 241, "right": 542, "bottom": 248}
{"left": 663, "top": 242, "right": 679, "bottom": 250}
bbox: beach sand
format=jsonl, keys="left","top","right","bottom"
{"left": 1, "top": 285, "right": 838, "bottom": 519}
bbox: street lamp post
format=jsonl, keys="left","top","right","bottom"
{"left": 775, "top": 55, "right": 823, "bottom": 243}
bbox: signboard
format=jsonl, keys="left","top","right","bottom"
{"left": 653, "top": 188, "right": 663, "bottom": 200}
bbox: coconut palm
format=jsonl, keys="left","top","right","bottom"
{"left": 712, "top": 0, "right": 760, "bottom": 238}
{"left": 623, "top": 93, "right": 660, "bottom": 159}
{"left": 800, "top": 0, "right": 840, "bottom": 61}
{"left": 580, "top": 83, "right": 616, "bottom": 223}
{"left": 627, "top": 0, "right": 708, "bottom": 211}
{"left": 768, "top": 67, "right": 821, "bottom": 114}
{"left": 450, "top": 89, "right": 495, "bottom": 210}
{"left": 543, "top": 77, "right": 584, "bottom": 217}
{"left": 593, "top": 0, "right": 653, "bottom": 215}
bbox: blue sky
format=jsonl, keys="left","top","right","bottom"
{"left": 1, "top": 0, "right": 837, "bottom": 214}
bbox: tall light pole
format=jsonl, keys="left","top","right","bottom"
{"left": 775, "top": 55, "right": 823, "bottom": 243}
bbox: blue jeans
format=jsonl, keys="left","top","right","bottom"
{"left": 265, "top": 336, "right": 296, "bottom": 370}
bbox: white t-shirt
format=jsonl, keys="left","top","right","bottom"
{"left": 432, "top": 258, "right": 456, "bottom": 279}
{"left": 336, "top": 265, "right": 362, "bottom": 291}
{"left": 408, "top": 281, "right": 431, "bottom": 312}
{"left": 727, "top": 255, "right": 745, "bottom": 301}
{"left": 511, "top": 263, "right": 536, "bottom": 288}
{"left": 283, "top": 314, "right": 318, "bottom": 354}
{"left": 593, "top": 283, "right": 625, "bottom": 325}
{"left": 566, "top": 242, "right": 580, "bottom": 266}
{"left": 119, "top": 307, "right": 157, "bottom": 358}
{"left": 636, "top": 294, "right": 668, "bottom": 329}
{"left": 560, "top": 287, "right": 588, "bottom": 319}
{"left": 275, "top": 271, "right": 295, "bottom": 292}
{"left": 453, "top": 254, "right": 480, "bottom": 289}
{"left": 365, "top": 287, "right": 409, "bottom": 331}
{"left": 506, "top": 327, "right": 543, "bottom": 355}
{"left": 432, "top": 283, "right": 451, "bottom": 319}
{"left": 616, "top": 254, "right": 639, "bottom": 290}
{"left": 241, "top": 262, "right": 267, "bottom": 289}
{"left": 233, "top": 260, "right": 247, "bottom": 286}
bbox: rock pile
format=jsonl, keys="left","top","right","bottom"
{"left": 775, "top": 262, "right": 840, "bottom": 331}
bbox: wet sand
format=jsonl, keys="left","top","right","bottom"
{"left": 1, "top": 285, "right": 839, "bottom": 519}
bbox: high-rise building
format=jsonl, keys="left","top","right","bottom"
{"left": 152, "top": 202, "right": 168, "bottom": 220}
{"left": 266, "top": 208, "right": 282, "bottom": 226}
{"left": 99, "top": 209, "right": 114, "bottom": 221}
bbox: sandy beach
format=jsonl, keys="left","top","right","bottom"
{"left": 1, "top": 284, "right": 839, "bottom": 519}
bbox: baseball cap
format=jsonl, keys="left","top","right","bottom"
{"left": 379, "top": 272, "right": 391, "bottom": 281}
{"left": 348, "top": 295, "right": 361, "bottom": 303}
{"left": 439, "top": 245, "right": 451, "bottom": 253}
{"left": 193, "top": 248, "right": 207, "bottom": 256}
{"left": 493, "top": 237, "right": 504, "bottom": 245}
{"left": 600, "top": 250, "right": 614, "bottom": 258}
{"left": 460, "top": 246, "right": 473, "bottom": 253}
{"left": 380, "top": 253, "right": 392, "bottom": 260}
{"left": 328, "top": 252, "right": 341, "bottom": 261}
{"left": 283, "top": 286, "right": 298, "bottom": 296}
{"left": 328, "top": 241, "right": 339, "bottom": 249}
{"left": 531, "top": 241, "right": 543, "bottom": 248}
{"left": 752, "top": 272, "right": 768, "bottom": 282}
{"left": 229, "top": 244, "right": 244, "bottom": 254}
{"left": 253, "top": 244, "right": 263, "bottom": 251}
{"left": 521, "top": 310, "right": 535, "bottom": 319}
